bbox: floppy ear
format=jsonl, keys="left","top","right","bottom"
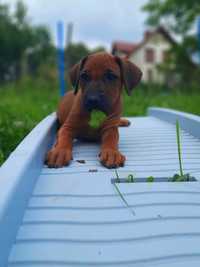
{"left": 69, "top": 56, "right": 88, "bottom": 94}
{"left": 115, "top": 57, "right": 142, "bottom": 96}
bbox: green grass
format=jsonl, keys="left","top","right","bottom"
{"left": 123, "top": 85, "right": 200, "bottom": 117}
{"left": 0, "top": 79, "right": 200, "bottom": 165}
{"left": 168, "top": 120, "right": 195, "bottom": 182}
{"left": 0, "top": 77, "right": 59, "bottom": 165}
{"left": 176, "top": 120, "right": 184, "bottom": 177}
{"left": 114, "top": 170, "right": 135, "bottom": 216}
{"left": 126, "top": 174, "right": 135, "bottom": 183}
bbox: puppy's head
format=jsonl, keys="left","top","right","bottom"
{"left": 69, "top": 52, "right": 142, "bottom": 114}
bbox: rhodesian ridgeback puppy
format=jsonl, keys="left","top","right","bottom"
{"left": 46, "top": 52, "right": 142, "bottom": 168}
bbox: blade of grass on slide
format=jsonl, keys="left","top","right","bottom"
{"left": 113, "top": 182, "right": 135, "bottom": 216}
{"left": 176, "top": 120, "right": 184, "bottom": 177}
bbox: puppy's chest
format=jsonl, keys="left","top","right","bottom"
{"left": 76, "top": 111, "right": 107, "bottom": 141}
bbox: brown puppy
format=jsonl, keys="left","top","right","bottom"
{"left": 46, "top": 52, "right": 142, "bottom": 168}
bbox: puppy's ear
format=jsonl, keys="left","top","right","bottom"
{"left": 115, "top": 57, "right": 142, "bottom": 96}
{"left": 69, "top": 56, "right": 88, "bottom": 94}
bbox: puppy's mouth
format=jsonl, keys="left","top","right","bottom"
{"left": 83, "top": 94, "right": 110, "bottom": 114}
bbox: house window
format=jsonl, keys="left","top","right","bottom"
{"left": 145, "top": 48, "right": 155, "bottom": 63}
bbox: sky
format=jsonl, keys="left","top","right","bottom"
{"left": 3, "top": 0, "right": 149, "bottom": 50}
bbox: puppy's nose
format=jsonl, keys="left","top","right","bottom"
{"left": 86, "top": 95, "right": 100, "bottom": 110}
{"left": 88, "top": 95, "right": 99, "bottom": 105}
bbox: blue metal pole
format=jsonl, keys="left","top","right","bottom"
{"left": 57, "top": 21, "right": 66, "bottom": 97}
{"left": 198, "top": 16, "right": 200, "bottom": 65}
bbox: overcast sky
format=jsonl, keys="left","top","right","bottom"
{"left": 3, "top": 0, "right": 149, "bottom": 50}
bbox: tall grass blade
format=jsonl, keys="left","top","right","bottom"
{"left": 115, "top": 169, "right": 120, "bottom": 183}
{"left": 176, "top": 120, "right": 184, "bottom": 176}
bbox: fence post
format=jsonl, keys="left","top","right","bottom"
{"left": 57, "top": 21, "right": 66, "bottom": 97}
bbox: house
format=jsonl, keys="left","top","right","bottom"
{"left": 111, "top": 27, "right": 175, "bottom": 83}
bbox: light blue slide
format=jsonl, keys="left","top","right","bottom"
{"left": 1, "top": 107, "right": 200, "bottom": 266}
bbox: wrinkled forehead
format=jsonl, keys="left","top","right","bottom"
{"left": 83, "top": 53, "right": 120, "bottom": 76}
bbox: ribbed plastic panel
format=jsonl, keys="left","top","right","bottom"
{"left": 7, "top": 114, "right": 200, "bottom": 267}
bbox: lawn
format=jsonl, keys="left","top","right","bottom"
{"left": 0, "top": 78, "right": 200, "bottom": 165}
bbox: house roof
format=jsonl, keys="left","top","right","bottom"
{"left": 111, "top": 41, "right": 139, "bottom": 57}
{"left": 111, "top": 26, "right": 176, "bottom": 58}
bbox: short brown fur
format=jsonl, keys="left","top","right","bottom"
{"left": 46, "top": 52, "right": 142, "bottom": 168}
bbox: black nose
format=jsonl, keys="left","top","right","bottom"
{"left": 85, "top": 95, "right": 100, "bottom": 110}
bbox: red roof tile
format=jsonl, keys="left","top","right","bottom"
{"left": 112, "top": 41, "right": 139, "bottom": 57}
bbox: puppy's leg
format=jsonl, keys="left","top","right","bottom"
{"left": 46, "top": 125, "right": 74, "bottom": 168}
{"left": 119, "top": 118, "right": 131, "bottom": 127}
{"left": 99, "top": 127, "right": 126, "bottom": 168}
{"left": 57, "top": 91, "right": 75, "bottom": 125}
{"left": 46, "top": 91, "right": 82, "bottom": 168}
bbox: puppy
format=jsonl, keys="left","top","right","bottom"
{"left": 46, "top": 52, "right": 142, "bottom": 168}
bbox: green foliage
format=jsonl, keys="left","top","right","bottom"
{"left": 0, "top": 78, "right": 58, "bottom": 164}
{"left": 122, "top": 84, "right": 200, "bottom": 117}
{"left": 0, "top": 1, "right": 54, "bottom": 82}
{"left": 166, "top": 120, "right": 195, "bottom": 182}
{"left": 143, "top": 0, "right": 200, "bottom": 86}
{"left": 167, "top": 120, "right": 195, "bottom": 182}
{"left": 143, "top": 0, "right": 200, "bottom": 34}
{"left": 89, "top": 110, "right": 107, "bottom": 129}
{"left": 27, "top": 26, "right": 56, "bottom": 76}
{"left": 1, "top": 82, "right": 200, "bottom": 165}
{"left": 113, "top": 183, "right": 135, "bottom": 215}
{"left": 176, "top": 120, "right": 184, "bottom": 177}
{"left": 126, "top": 174, "right": 135, "bottom": 183}
{"left": 147, "top": 176, "right": 155, "bottom": 182}
{"left": 114, "top": 171, "right": 135, "bottom": 216}
{"left": 15, "top": 0, "right": 27, "bottom": 26}
{"left": 65, "top": 43, "right": 106, "bottom": 70}
{"left": 168, "top": 173, "right": 194, "bottom": 182}
{"left": 0, "top": 149, "right": 4, "bottom": 165}
{"left": 65, "top": 43, "right": 90, "bottom": 69}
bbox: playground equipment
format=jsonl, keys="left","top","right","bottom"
{"left": 1, "top": 107, "right": 200, "bottom": 266}
{"left": 57, "top": 21, "right": 66, "bottom": 97}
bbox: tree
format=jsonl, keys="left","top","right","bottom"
{"left": 15, "top": 0, "right": 27, "bottom": 27}
{"left": 65, "top": 43, "right": 90, "bottom": 69}
{"left": 0, "top": 1, "right": 55, "bottom": 82}
{"left": 27, "top": 26, "right": 56, "bottom": 76}
{"left": 143, "top": 0, "right": 200, "bottom": 35}
{"left": 143, "top": 0, "right": 200, "bottom": 86}
{"left": 65, "top": 43, "right": 106, "bottom": 69}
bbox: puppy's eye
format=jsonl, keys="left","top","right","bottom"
{"left": 80, "top": 72, "right": 91, "bottom": 82}
{"left": 104, "top": 72, "right": 118, "bottom": 81}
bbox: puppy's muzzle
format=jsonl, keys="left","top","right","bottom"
{"left": 84, "top": 91, "right": 109, "bottom": 113}
{"left": 85, "top": 94, "right": 101, "bottom": 111}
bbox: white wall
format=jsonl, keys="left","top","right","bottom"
{"left": 130, "top": 33, "right": 171, "bottom": 83}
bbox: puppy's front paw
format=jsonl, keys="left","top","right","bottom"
{"left": 119, "top": 118, "right": 131, "bottom": 127}
{"left": 45, "top": 147, "right": 72, "bottom": 168}
{"left": 99, "top": 149, "right": 126, "bottom": 168}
